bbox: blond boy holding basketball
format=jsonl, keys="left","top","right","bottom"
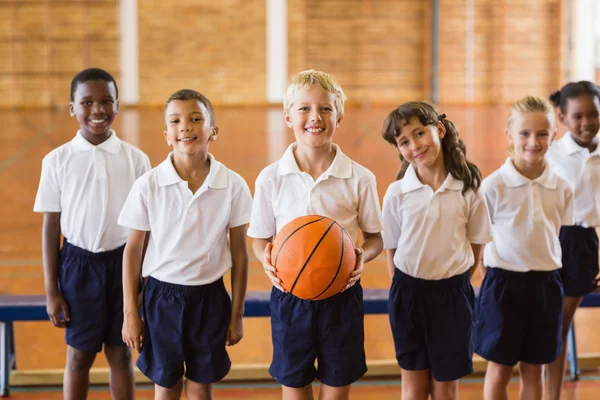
{"left": 248, "top": 69, "right": 383, "bottom": 400}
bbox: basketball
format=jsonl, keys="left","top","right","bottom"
{"left": 270, "top": 215, "right": 356, "bottom": 300}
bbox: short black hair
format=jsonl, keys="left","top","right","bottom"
{"left": 70, "top": 68, "right": 119, "bottom": 101}
{"left": 549, "top": 81, "right": 600, "bottom": 114}
{"left": 165, "top": 89, "right": 216, "bottom": 126}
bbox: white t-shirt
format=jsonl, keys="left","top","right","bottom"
{"left": 118, "top": 153, "right": 253, "bottom": 285}
{"left": 33, "top": 130, "right": 150, "bottom": 252}
{"left": 248, "top": 143, "right": 383, "bottom": 245}
{"left": 482, "top": 158, "right": 574, "bottom": 272}
{"left": 382, "top": 164, "right": 493, "bottom": 280}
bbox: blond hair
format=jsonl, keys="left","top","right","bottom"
{"left": 508, "top": 95, "right": 555, "bottom": 130}
{"left": 283, "top": 69, "right": 347, "bottom": 118}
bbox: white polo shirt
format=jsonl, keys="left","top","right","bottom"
{"left": 248, "top": 143, "right": 383, "bottom": 245}
{"left": 546, "top": 132, "right": 600, "bottom": 227}
{"left": 482, "top": 158, "right": 573, "bottom": 272}
{"left": 33, "top": 130, "right": 151, "bottom": 252}
{"left": 382, "top": 165, "right": 493, "bottom": 280}
{"left": 118, "top": 153, "right": 252, "bottom": 286}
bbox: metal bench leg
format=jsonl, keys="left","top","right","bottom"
{"left": 567, "top": 322, "right": 580, "bottom": 381}
{"left": 7, "top": 323, "right": 14, "bottom": 372}
{"left": 1, "top": 321, "right": 11, "bottom": 397}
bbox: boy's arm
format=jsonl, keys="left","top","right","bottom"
{"left": 345, "top": 231, "right": 383, "bottom": 291}
{"left": 252, "top": 237, "right": 284, "bottom": 291}
{"left": 122, "top": 228, "right": 146, "bottom": 352}
{"left": 361, "top": 231, "right": 383, "bottom": 263}
{"left": 469, "top": 243, "right": 484, "bottom": 279}
{"left": 227, "top": 224, "right": 249, "bottom": 346}
{"left": 385, "top": 248, "right": 396, "bottom": 281}
{"left": 42, "top": 212, "right": 69, "bottom": 328}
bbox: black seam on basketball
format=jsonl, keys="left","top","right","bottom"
{"left": 290, "top": 220, "right": 336, "bottom": 295}
{"left": 309, "top": 225, "right": 345, "bottom": 300}
{"left": 273, "top": 216, "right": 325, "bottom": 268}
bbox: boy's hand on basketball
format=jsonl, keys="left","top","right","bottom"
{"left": 263, "top": 242, "right": 285, "bottom": 292}
{"left": 46, "top": 292, "right": 70, "bottom": 328}
{"left": 344, "top": 248, "right": 364, "bottom": 292}
{"left": 226, "top": 315, "right": 244, "bottom": 346}
{"left": 122, "top": 314, "right": 144, "bottom": 353}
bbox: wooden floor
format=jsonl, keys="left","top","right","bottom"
{"left": 1, "top": 106, "right": 600, "bottom": 399}
{"left": 6, "top": 377, "right": 600, "bottom": 399}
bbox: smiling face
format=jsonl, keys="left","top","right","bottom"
{"left": 394, "top": 117, "right": 446, "bottom": 171}
{"left": 507, "top": 111, "right": 554, "bottom": 165}
{"left": 69, "top": 79, "right": 119, "bottom": 144}
{"left": 560, "top": 94, "right": 600, "bottom": 149}
{"left": 163, "top": 99, "right": 217, "bottom": 157}
{"left": 284, "top": 85, "right": 341, "bottom": 149}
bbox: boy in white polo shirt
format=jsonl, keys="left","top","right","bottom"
{"left": 474, "top": 96, "right": 573, "bottom": 400}
{"left": 33, "top": 68, "right": 150, "bottom": 400}
{"left": 119, "top": 89, "right": 252, "bottom": 399}
{"left": 248, "top": 69, "right": 384, "bottom": 400}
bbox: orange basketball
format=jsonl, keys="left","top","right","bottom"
{"left": 271, "top": 215, "right": 356, "bottom": 300}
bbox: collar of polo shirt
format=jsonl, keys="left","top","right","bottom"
{"left": 156, "top": 152, "right": 228, "bottom": 189}
{"left": 400, "top": 164, "right": 464, "bottom": 194}
{"left": 500, "top": 158, "right": 557, "bottom": 189}
{"left": 71, "top": 130, "right": 121, "bottom": 154}
{"left": 277, "top": 143, "right": 353, "bottom": 179}
{"left": 560, "top": 132, "right": 600, "bottom": 157}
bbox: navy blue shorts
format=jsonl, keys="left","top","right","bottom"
{"left": 269, "top": 282, "right": 366, "bottom": 388}
{"left": 137, "top": 277, "right": 232, "bottom": 388}
{"left": 388, "top": 269, "right": 474, "bottom": 382}
{"left": 560, "top": 226, "right": 599, "bottom": 297}
{"left": 474, "top": 267, "right": 563, "bottom": 365}
{"left": 58, "top": 240, "right": 126, "bottom": 353}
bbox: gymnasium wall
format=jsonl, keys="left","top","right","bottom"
{"left": 0, "top": 0, "right": 119, "bottom": 108}
{"left": 437, "top": 0, "right": 564, "bottom": 104}
{"left": 137, "top": 0, "right": 266, "bottom": 106}
{"left": 1, "top": 0, "right": 566, "bottom": 108}
{"left": 288, "top": 0, "right": 431, "bottom": 104}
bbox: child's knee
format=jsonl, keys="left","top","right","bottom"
{"left": 431, "top": 380, "right": 457, "bottom": 400}
{"left": 402, "top": 384, "right": 430, "bottom": 400}
{"left": 519, "top": 363, "right": 542, "bottom": 383}
{"left": 185, "top": 380, "right": 213, "bottom": 400}
{"left": 66, "top": 347, "right": 96, "bottom": 372}
{"left": 104, "top": 345, "right": 133, "bottom": 369}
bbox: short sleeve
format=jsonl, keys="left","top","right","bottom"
{"left": 118, "top": 178, "right": 151, "bottom": 231}
{"left": 229, "top": 175, "right": 253, "bottom": 228}
{"left": 466, "top": 189, "right": 494, "bottom": 244}
{"left": 247, "top": 177, "right": 276, "bottom": 239}
{"left": 136, "top": 153, "right": 151, "bottom": 179}
{"left": 357, "top": 179, "right": 383, "bottom": 233}
{"left": 381, "top": 186, "right": 402, "bottom": 249}
{"left": 562, "top": 184, "right": 575, "bottom": 226}
{"left": 33, "top": 154, "right": 61, "bottom": 213}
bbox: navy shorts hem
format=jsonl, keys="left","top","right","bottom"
{"left": 136, "top": 359, "right": 179, "bottom": 389}
{"left": 474, "top": 350, "right": 517, "bottom": 367}
{"left": 269, "top": 371, "right": 314, "bottom": 389}
{"left": 317, "top": 364, "right": 367, "bottom": 387}
{"left": 65, "top": 340, "right": 103, "bottom": 354}
{"left": 185, "top": 360, "right": 232, "bottom": 385}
